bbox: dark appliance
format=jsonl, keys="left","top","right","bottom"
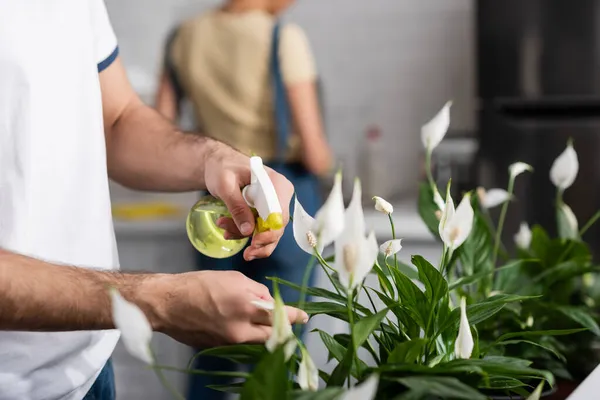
{"left": 476, "top": 0, "right": 600, "bottom": 256}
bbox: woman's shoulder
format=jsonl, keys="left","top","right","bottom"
{"left": 280, "top": 22, "right": 312, "bottom": 51}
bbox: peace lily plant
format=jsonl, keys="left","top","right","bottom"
{"left": 106, "top": 103, "right": 600, "bottom": 399}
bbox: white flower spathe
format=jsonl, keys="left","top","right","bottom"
{"left": 455, "top": 297, "right": 474, "bottom": 359}
{"left": 298, "top": 347, "right": 319, "bottom": 391}
{"left": 550, "top": 142, "right": 579, "bottom": 191}
{"left": 250, "top": 299, "right": 274, "bottom": 311}
{"left": 341, "top": 374, "right": 379, "bottom": 400}
{"left": 433, "top": 186, "right": 446, "bottom": 211}
{"left": 421, "top": 101, "right": 452, "bottom": 152}
{"left": 109, "top": 288, "right": 153, "bottom": 364}
{"left": 372, "top": 196, "right": 394, "bottom": 215}
{"left": 526, "top": 381, "right": 545, "bottom": 400}
{"left": 509, "top": 162, "right": 533, "bottom": 179}
{"left": 479, "top": 188, "right": 512, "bottom": 209}
{"left": 380, "top": 239, "right": 402, "bottom": 258}
{"left": 335, "top": 179, "right": 379, "bottom": 292}
{"left": 265, "top": 292, "right": 296, "bottom": 361}
{"left": 293, "top": 172, "right": 345, "bottom": 254}
{"left": 514, "top": 222, "right": 532, "bottom": 250}
{"left": 438, "top": 186, "right": 474, "bottom": 251}
{"left": 559, "top": 202, "right": 579, "bottom": 239}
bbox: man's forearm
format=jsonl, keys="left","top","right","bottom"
{"left": 0, "top": 249, "right": 164, "bottom": 331}
{"left": 106, "top": 101, "right": 220, "bottom": 192}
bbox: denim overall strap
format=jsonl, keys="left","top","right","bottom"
{"left": 270, "top": 21, "right": 290, "bottom": 165}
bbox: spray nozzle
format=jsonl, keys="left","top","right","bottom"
{"left": 242, "top": 157, "right": 284, "bottom": 233}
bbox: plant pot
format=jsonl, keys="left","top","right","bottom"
{"left": 544, "top": 379, "right": 581, "bottom": 400}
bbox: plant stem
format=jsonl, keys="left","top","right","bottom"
{"left": 150, "top": 349, "right": 186, "bottom": 400}
{"left": 315, "top": 252, "right": 343, "bottom": 296}
{"left": 492, "top": 176, "right": 515, "bottom": 267}
{"left": 425, "top": 149, "right": 436, "bottom": 190}
{"left": 363, "top": 286, "right": 388, "bottom": 358}
{"left": 347, "top": 290, "right": 358, "bottom": 389}
{"left": 580, "top": 210, "right": 600, "bottom": 237}
{"left": 388, "top": 214, "right": 400, "bottom": 295}
{"left": 295, "top": 254, "right": 316, "bottom": 336}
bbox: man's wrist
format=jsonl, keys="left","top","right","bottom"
{"left": 128, "top": 273, "right": 171, "bottom": 333}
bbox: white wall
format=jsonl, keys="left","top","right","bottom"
{"left": 105, "top": 0, "right": 474, "bottom": 196}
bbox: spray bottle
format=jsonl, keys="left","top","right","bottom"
{"left": 186, "top": 156, "right": 283, "bottom": 258}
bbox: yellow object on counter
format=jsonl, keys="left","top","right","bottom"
{"left": 112, "top": 202, "right": 184, "bottom": 220}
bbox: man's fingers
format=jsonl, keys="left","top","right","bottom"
{"left": 286, "top": 306, "right": 309, "bottom": 324}
{"left": 220, "top": 184, "right": 255, "bottom": 236}
{"left": 216, "top": 217, "right": 245, "bottom": 239}
{"left": 245, "top": 325, "right": 272, "bottom": 343}
{"left": 250, "top": 307, "right": 273, "bottom": 326}
{"left": 244, "top": 242, "right": 278, "bottom": 260}
{"left": 249, "top": 304, "right": 309, "bottom": 327}
{"left": 250, "top": 230, "right": 281, "bottom": 246}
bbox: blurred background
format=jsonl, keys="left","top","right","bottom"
{"left": 106, "top": 0, "right": 600, "bottom": 398}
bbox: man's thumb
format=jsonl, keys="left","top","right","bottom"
{"left": 222, "top": 189, "right": 255, "bottom": 236}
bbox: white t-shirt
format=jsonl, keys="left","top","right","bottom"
{"left": 0, "top": 0, "right": 121, "bottom": 399}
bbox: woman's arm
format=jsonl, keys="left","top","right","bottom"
{"left": 281, "top": 24, "right": 333, "bottom": 176}
{"left": 287, "top": 80, "right": 333, "bottom": 176}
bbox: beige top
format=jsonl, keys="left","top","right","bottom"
{"left": 170, "top": 10, "right": 317, "bottom": 161}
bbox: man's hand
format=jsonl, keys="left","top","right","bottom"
{"left": 203, "top": 144, "right": 294, "bottom": 261}
{"left": 100, "top": 58, "right": 294, "bottom": 261}
{"left": 148, "top": 270, "right": 307, "bottom": 347}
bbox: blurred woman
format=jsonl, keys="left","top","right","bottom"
{"left": 155, "top": 0, "right": 332, "bottom": 398}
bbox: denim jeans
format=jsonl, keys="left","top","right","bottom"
{"left": 83, "top": 360, "right": 115, "bottom": 400}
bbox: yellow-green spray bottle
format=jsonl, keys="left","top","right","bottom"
{"left": 186, "top": 156, "right": 284, "bottom": 258}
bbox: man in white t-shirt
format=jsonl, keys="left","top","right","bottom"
{"left": 0, "top": 1, "right": 308, "bottom": 399}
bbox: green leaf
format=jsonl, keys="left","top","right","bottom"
{"left": 496, "top": 328, "right": 588, "bottom": 342}
{"left": 457, "top": 209, "right": 494, "bottom": 277}
{"left": 292, "top": 388, "right": 345, "bottom": 400}
{"left": 493, "top": 259, "right": 540, "bottom": 293}
{"left": 328, "top": 345, "right": 354, "bottom": 387}
{"left": 496, "top": 339, "right": 565, "bottom": 361}
{"left": 531, "top": 259, "right": 589, "bottom": 285}
{"left": 206, "top": 383, "right": 245, "bottom": 394}
{"left": 354, "top": 308, "right": 389, "bottom": 350}
{"left": 317, "top": 329, "right": 346, "bottom": 362}
{"left": 529, "top": 225, "right": 552, "bottom": 265}
{"left": 395, "top": 376, "right": 487, "bottom": 400}
{"left": 240, "top": 346, "right": 287, "bottom": 400}
{"left": 417, "top": 182, "right": 440, "bottom": 237}
{"left": 480, "top": 356, "right": 532, "bottom": 368}
{"left": 372, "top": 261, "right": 395, "bottom": 298}
{"left": 390, "top": 268, "right": 428, "bottom": 327}
{"left": 196, "top": 344, "right": 267, "bottom": 364}
{"left": 298, "top": 302, "right": 365, "bottom": 322}
{"left": 451, "top": 259, "right": 531, "bottom": 291}
{"left": 371, "top": 288, "right": 421, "bottom": 339}
{"left": 438, "top": 295, "right": 539, "bottom": 338}
{"left": 486, "top": 376, "right": 528, "bottom": 390}
{"left": 315, "top": 329, "right": 368, "bottom": 377}
{"left": 554, "top": 305, "right": 600, "bottom": 336}
{"left": 412, "top": 255, "right": 448, "bottom": 305}
{"left": 388, "top": 339, "right": 428, "bottom": 364}
{"left": 269, "top": 276, "right": 347, "bottom": 304}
